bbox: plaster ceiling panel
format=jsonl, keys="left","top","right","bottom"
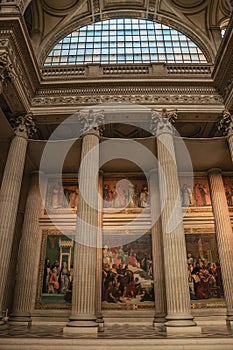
{"left": 42, "top": 12, "right": 64, "bottom": 40}
{"left": 175, "top": 137, "right": 233, "bottom": 172}
{"left": 185, "top": 8, "right": 208, "bottom": 37}
{"left": 42, "top": 0, "right": 79, "bottom": 12}
{"left": 175, "top": 122, "right": 203, "bottom": 137}
{"left": 103, "top": 0, "right": 147, "bottom": 8}
{"left": 27, "top": 138, "right": 82, "bottom": 173}
{"left": 170, "top": 0, "right": 207, "bottom": 9}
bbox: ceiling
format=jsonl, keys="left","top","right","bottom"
{"left": 24, "top": 0, "right": 231, "bottom": 66}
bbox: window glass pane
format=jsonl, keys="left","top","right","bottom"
{"left": 44, "top": 18, "right": 207, "bottom": 66}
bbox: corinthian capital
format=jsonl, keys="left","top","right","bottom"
{"left": 218, "top": 110, "right": 233, "bottom": 136}
{"left": 77, "top": 109, "right": 105, "bottom": 136}
{"left": 10, "top": 113, "right": 37, "bottom": 138}
{"left": 150, "top": 108, "right": 178, "bottom": 136}
{"left": 0, "top": 52, "right": 14, "bottom": 92}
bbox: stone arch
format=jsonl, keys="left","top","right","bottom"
{"left": 39, "top": 11, "right": 215, "bottom": 65}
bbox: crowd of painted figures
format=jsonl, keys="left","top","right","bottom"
{"left": 103, "top": 184, "right": 150, "bottom": 208}
{"left": 47, "top": 178, "right": 233, "bottom": 210}
{"left": 103, "top": 181, "right": 211, "bottom": 209}
{"left": 102, "top": 245, "right": 154, "bottom": 304}
{"left": 187, "top": 253, "right": 223, "bottom": 299}
{"left": 42, "top": 259, "right": 73, "bottom": 295}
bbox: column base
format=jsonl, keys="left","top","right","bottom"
{"left": 96, "top": 315, "right": 104, "bottom": 332}
{"left": 0, "top": 320, "right": 8, "bottom": 327}
{"left": 153, "top": 315, "right": 166, "bottom": 328}
{"left": 64, "top": 314, "right": 98, "bottom": 334}
{"left": 165, "top": 313, "right": 196, "bottom": 327}
{"left": 226, "top": 315, "right": 233, "bottom": 329}
{"left": 9, "top": 312, "right": 31, "bottom": 325}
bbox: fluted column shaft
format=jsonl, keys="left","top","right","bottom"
{"left": 157, "top": 132, "right": 195, "bottom": 327}
{"left": 10, "top": 171, "right": 46, "bottom": 323}
{"left": 96, "top": 171, "right": 104, "bottom": 325}
{"left": 208, "top": 168, "right": 233, "bottom": 319}
{"left": 149, "top": 169, "right": 166, "bottom": 323}
{"left": 227, "top": 134, "right": 233, "bottom": 162}
{"left": 66, "top": 130, "right": 99, "bottom": 331}
{"left": 0, "top": 134, "right": 28, "bottom": 323}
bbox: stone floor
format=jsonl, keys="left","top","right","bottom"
{"left": 0, "top": 323, "right": 233, "bottom": 349}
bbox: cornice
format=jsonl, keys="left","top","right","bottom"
{"left": 213, "top": 13, "right": 233, "bottom": 103}
{"left": 35, "top": 82, "right": 221, "bottom": 96}
{"left": 31, "top": 86, "right": 223, "bottom": 107}
{"left": 0, "top": 17, "right": 40, "bottom": 112}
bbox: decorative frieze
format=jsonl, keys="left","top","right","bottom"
{"left": 31, "top": 93, "right": 223, "bottom": 107}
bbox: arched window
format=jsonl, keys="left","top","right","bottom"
{"left": 44, "top": 18, "right": 207, "bottom": 66}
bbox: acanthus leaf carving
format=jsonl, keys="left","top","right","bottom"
{"left": 76, "top": 109, "right": 105, "bottom": 135}
{"left": 150, "top": 108, "right": 178, "bottom": 136}
{"left": 218, "top": 109, "right": 233, "bottom": 136}
{"left": 10, "top": 113, "right": 37, "bottom": 138}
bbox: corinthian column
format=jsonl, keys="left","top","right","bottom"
{"left": 218, "top": 110, "right": 233, "bottom": 161}
{"left": 10, "top": 171, "right": 47, "bottom": 324}
{"left": 64, "top": 110, "right": 104, "bottom": 334}
{"left": 149, "top": 169, "right": 166, "bottom": 325}
{"left": 150, "top": 109, "right": 199, "bottom": 334}
{"left": 0, "top": 114, "right": 36, "bottom": 325}
{"left": 208, "top": 168, "right": 233, "bottom": 322}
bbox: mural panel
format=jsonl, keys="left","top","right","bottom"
{"left": 179, "top": 176, "right": 211, "bottom": 207}
{"left": 36, "top": 231, "right": 74, "bottom": 308}
{"left": 103, "top": 178, "right": 149, "bottom": 208}
{"left": 223, "top": 176, "right": 233, "bottom": 206}
{"left": 46, "top": 178, "right": 78, "bottom": 212}
{"left": 185, "top": 233, "right": 224, "bottom": 301}
{"left": 102, "top": 232, "right": 154, "bottom": 310}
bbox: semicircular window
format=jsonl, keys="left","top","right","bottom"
{"left": 44, "top": 18, "right": 207, "bottom": 66}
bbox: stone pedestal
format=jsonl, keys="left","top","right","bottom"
{"left": 0, "top": 115, "right": 36, "bottom": 325}
{"left": 149, "top": 169, "right": 166, "bottom": 326}
{"left": 10, "top": 171, "right": 47, "bottom": 324}
{"left": 208, "top": 168, "right": 233, "bottom": 321}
